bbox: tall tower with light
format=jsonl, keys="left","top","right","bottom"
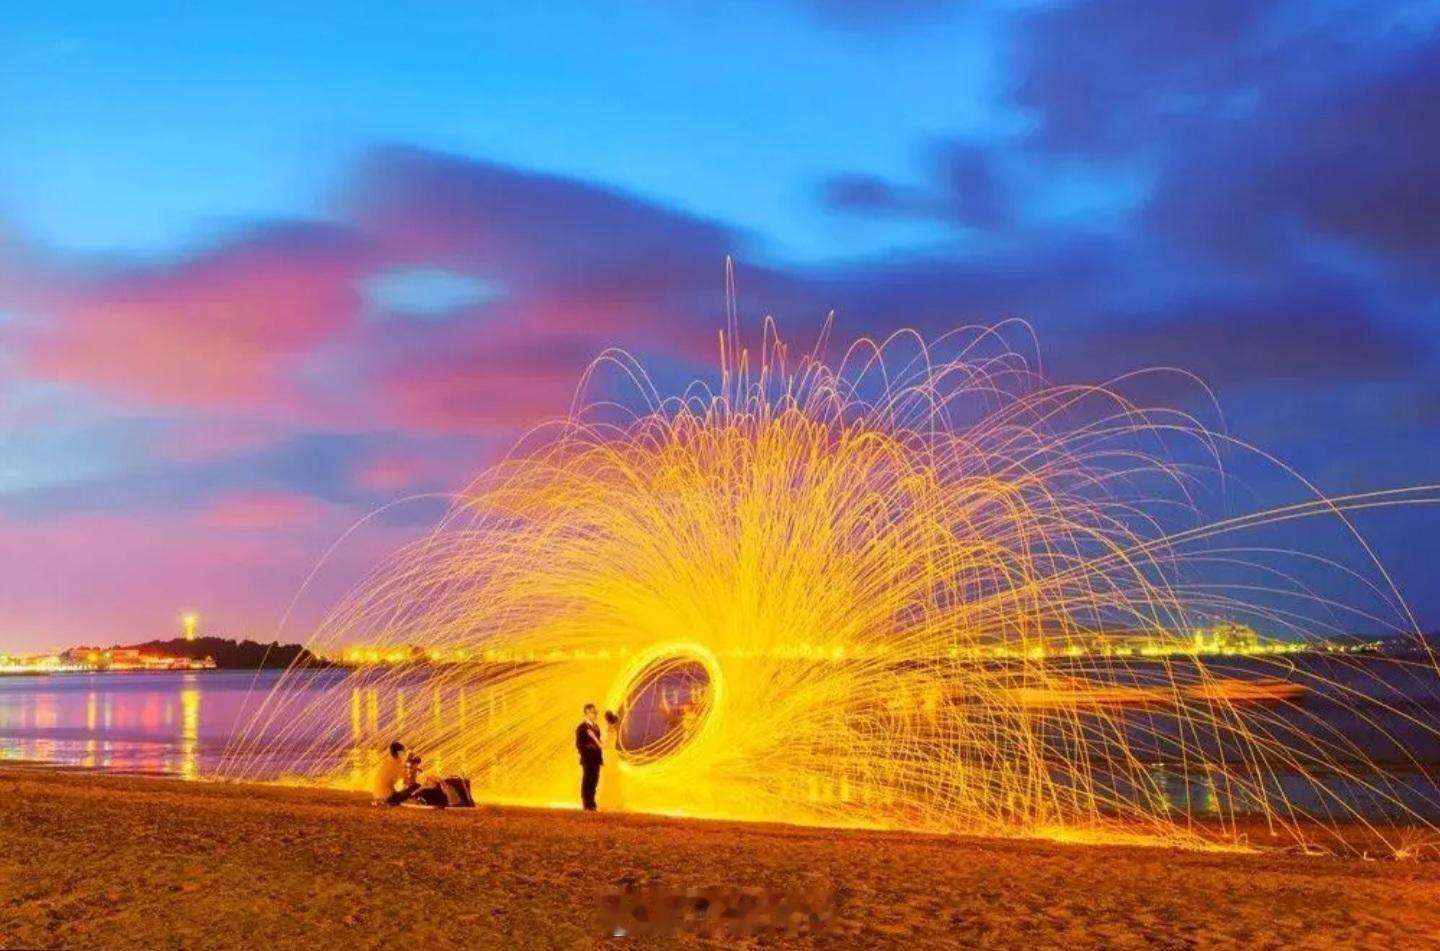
{"left": 183, "top": 614, "right": 199, "bottom": 642}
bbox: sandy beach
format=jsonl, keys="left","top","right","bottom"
{"left": 1, "top": 767, "right": 1438, "bottom": 949}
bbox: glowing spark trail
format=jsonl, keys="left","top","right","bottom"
{"left": 221, "top": 317, "right": 1440, "bottom": 852}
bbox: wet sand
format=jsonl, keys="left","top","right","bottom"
{"left": 1, "top": 767, "right": 1438, "bottom": 949}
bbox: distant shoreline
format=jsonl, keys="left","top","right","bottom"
{"left": 0, "top": 665, "right": 310, "bottom": 677}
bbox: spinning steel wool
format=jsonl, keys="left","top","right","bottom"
{"left": 222, "top": 316, "right": 1440, "bottom": 851}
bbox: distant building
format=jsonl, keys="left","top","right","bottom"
{"left": 57, "top": 647, "right": 216, "bottom": 671}
{"left": 1191, "top": 622, "right": 1261, "bottom": 654}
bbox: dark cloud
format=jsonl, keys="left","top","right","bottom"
{"left": 816, "top": 0, "right": 1438, "bottom": 407}
{"left": 334, "top": 147, "right": 817, "bottom": 430}
{"left": 815, "top": 242, "right": 1420, "bottom": 397}
{"left": 822, "top": 234, "right": 1122, "bottom": 335}
{"left": 1009, "top": 0, "right": 1440, "bottom": 268}
{"left": 824, "top": 143, "right": 1006, "bottom": 228}
{"left": 1148, "top": 33, "right": 1440, "bottom": 266}
{"left": 1012, "top": 0, "right": 1273, "bottom": 157}
{"left": 1053, "top": 286, "right": 1422, "bottom": 390}
{"left": 349, "top": 146, "right": 741, "bottom": 286}
{"left": 805, "top": 0, "right": 953, "bottom": 27}
{"left": 824, "top": 174, "right": 939, "bottom": 218}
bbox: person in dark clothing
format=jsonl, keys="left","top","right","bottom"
{"left": 405, "top": 753, "right": 449, "bottom": 808}
{"left": 576, "top": 702, "right": 604, "bottom": 810}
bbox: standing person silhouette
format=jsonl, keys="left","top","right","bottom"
{"left": 575, "top": 703, "right": 604, "bottom": 811}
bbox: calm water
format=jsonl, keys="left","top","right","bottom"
{"left": 0, "top": 669, "right": 328, "bottom": 778}
{"left": 2, "top": 660, "right": 1439, "bottom": 821}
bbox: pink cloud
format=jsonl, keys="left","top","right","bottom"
{"left": 151, "top": 416, "right": 303, "bottom": 463}
{"left": 15, "top": 226, "right": 368, "bottom": 411}
{"left": 199, "top": 490, "right": 338, "bottom": 532}
{"left": 0, "top": 147, "right": 765, "bottom": 654}
{"left": 353, "top": 455, "right": 421, "bottom": 493}
{"left": 3, "top": 148, "right": 749, "bottom": 441}
{"left": 349, "top": 443, "right": 487, "bottom": 498}
{"left": 372, "top": 327, "right": 598, "bottom": 431}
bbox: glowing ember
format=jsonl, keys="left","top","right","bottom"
{"left": 222, "top": 319, "right": 1440, "bottom": 851}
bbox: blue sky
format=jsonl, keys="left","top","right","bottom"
{"left": 0, "top": 3, "right": 1003, "bottom": 260}
{"left": 1, "top": 1, "right": 1438, "bottom": 649}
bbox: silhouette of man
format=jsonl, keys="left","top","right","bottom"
{"left": 576, "top": 703, "right": 604, "bottom": 810}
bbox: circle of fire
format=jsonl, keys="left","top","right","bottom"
{"left": 224, "top": 319, "right": 1440, "bottom": 852}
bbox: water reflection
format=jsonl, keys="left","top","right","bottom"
{"left": 0, "top": 662, "right": 1438, "bottom": 825}
{"left": 179, "top": 680, "right": 200, "bottom": 779}
{"left": 34, "top": 694, "right": 56, "bottom": 730}
{"left": 0, "top": 670, "right": 333, "bottom": 778}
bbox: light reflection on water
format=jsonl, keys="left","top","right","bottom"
{"left": 1, "top": 663, "right": 1438, "bottom": 822}
{"left": 0, "top": 669, "right": 473, "bottom": 786}
{"left": 0, "top": 670, "right": 301, "bottom": 778}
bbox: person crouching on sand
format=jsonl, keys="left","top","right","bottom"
{"left": 404, "top": 753, "right": 450, "bottom": 808}
{"left": 576, "top": 703, "right": 603, "bottom": 810}
{"left": 372, "top": 739, "right": 417, "bottom": 806}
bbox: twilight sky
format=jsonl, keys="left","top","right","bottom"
{"left": 1, "top": 1, "right": 1438, "bottom": 651}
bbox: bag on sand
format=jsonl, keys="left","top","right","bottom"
{"left": 440, "top": 776, "right": 475, "bottom": 807}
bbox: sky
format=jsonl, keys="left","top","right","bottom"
{"left": 1, "top": 1, "right": 1438, "bottom": 651}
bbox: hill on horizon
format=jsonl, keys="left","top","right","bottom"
{"left": 119, "top": 637, "right": 328, "bottom": 670}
